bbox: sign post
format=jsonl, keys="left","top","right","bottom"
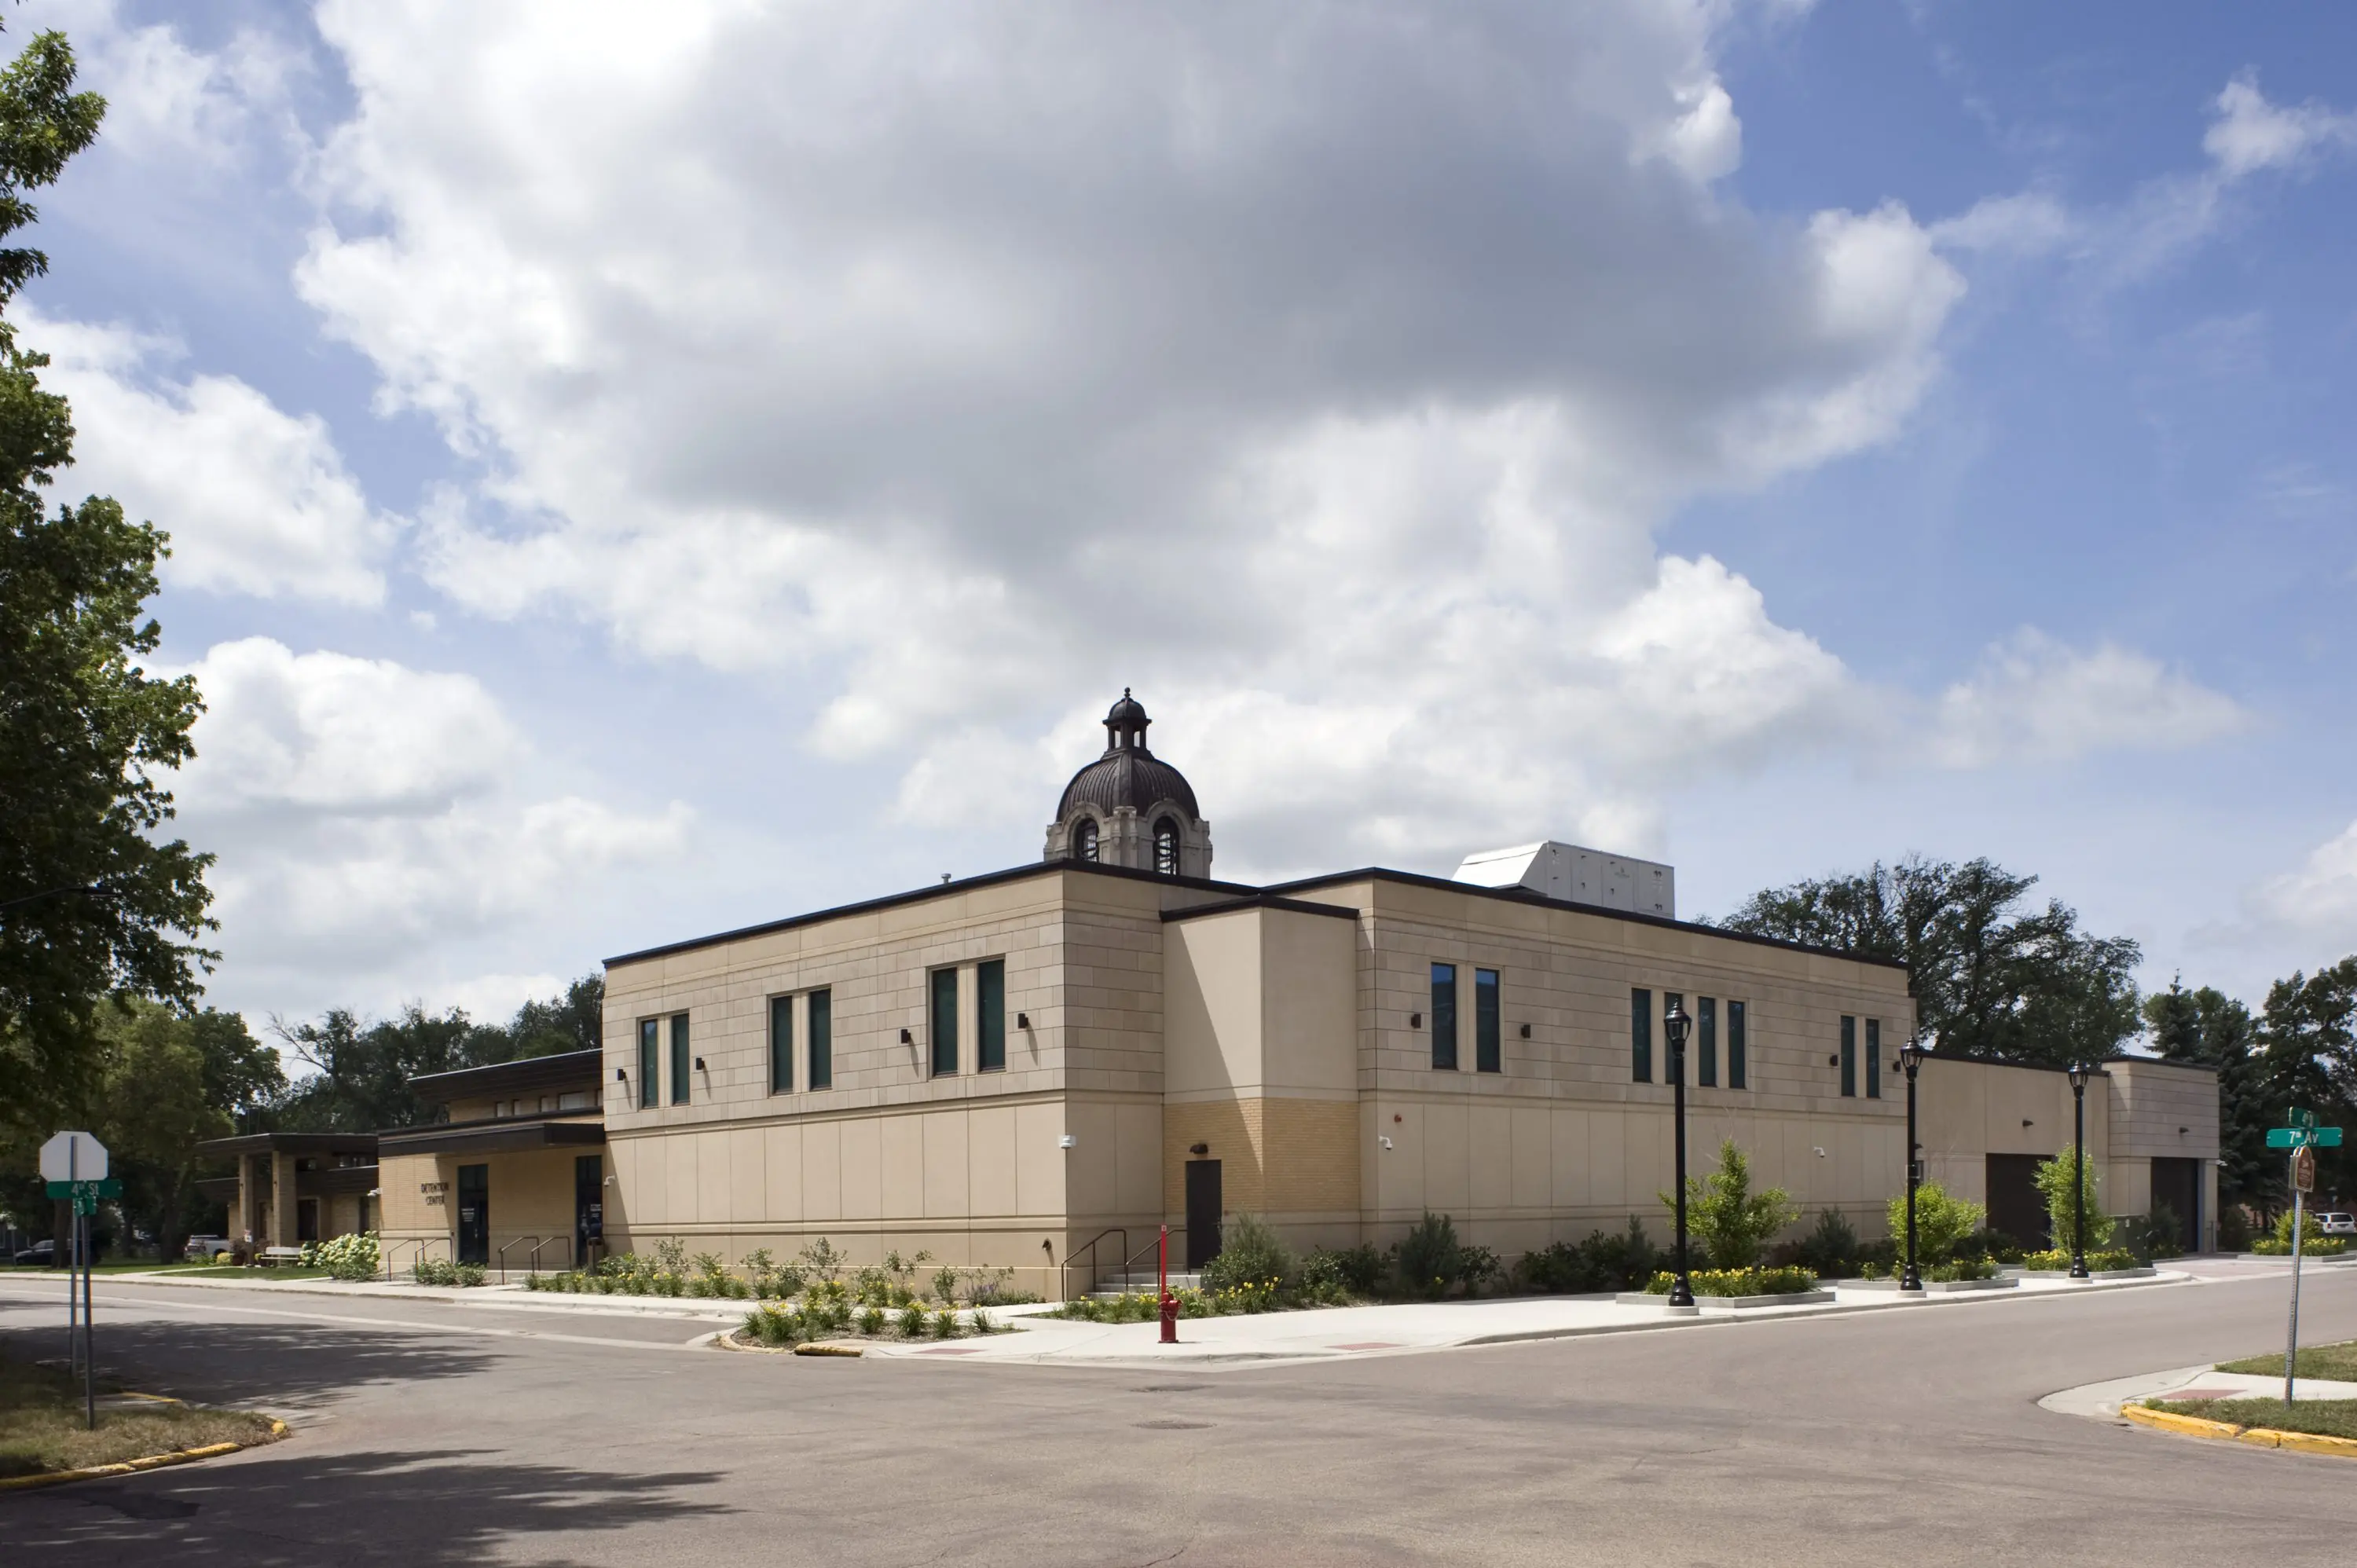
{"left": 2266, "top": 1110, "right": 2343, "bottom": 1405}
{"left": 38, "top": 1131, "right": 109, "bottom": 1431}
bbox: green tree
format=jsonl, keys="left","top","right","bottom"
{"left": 267, "top": 1005, "right": 502, "bottom": 1132}
{"left": 2033, "top": 1152, "right": 2112, "bottom": 1252}
{"left": 2143, "top": 977, "right": 2271, "bottom": 1214}
{"left": 2253, "top": 959, "right": 2357, "bottom": 1209}
{"left": 503, "top": 973, "right": 604, "bottom": 1059}
{"left": 1663, "top": 1139, "right": 1796, "bottom": 1269}
{"left": 95, "top": 1002, "right": 278, "bottom": 1256}
{"left": 1886, "top": 1181, "right": 1984, "bottom": 1265}
{"left": 1716, "top": 855, "right": 2141, "bottom": 1069}
{"left": 0, "top": 28, "right": 213, "bottom": 1163}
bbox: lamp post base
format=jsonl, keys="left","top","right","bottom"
{"left": 1667, "top": 1280, "right": 1695, "bottom": 1308}
{"left": 1899, "top": 1267, "right": 1922, "bottom": 1291}
{"left": 2067, "top": 1259, "right": 2089, "bottom": 1280}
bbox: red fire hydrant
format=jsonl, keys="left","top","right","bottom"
{"left": 1157, "top": 1223, "right": 1179, "bottom": 1344}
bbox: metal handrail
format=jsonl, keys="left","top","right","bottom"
{"left": 526, "top": 1236, "right": 573, "bottom": 1276}
{"left": 383, "top": 1236, "right": 426, "bottom": 1282}
{"left": 1061, "top": 1227, "right": 1127, "bottom": 1303}
{"left": 494, "top": 1235, "right": 544, "bottom": 1284}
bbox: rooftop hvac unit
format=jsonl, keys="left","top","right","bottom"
{"left": 1451, "top": 841, "right": 1674, "bottom": 919}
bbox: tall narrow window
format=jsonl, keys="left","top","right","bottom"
{"left": 638, "top": 1019, "right": 659, "bottom": 1108}
{"left": 931, "top": 967, "right": 959, "bottom": 1076}
{"left": 978, "top": 959, "right": 1006, "bottom": 1072}
{"left": 1074, "top": 819, "right": 1099, "bottom": 863}
{"left": 1631, "top": 987, "right": 1652, "bottom": 1083}
{"left": 1474, "top": 969, "right": 1501, "bottom": 1073}
{"left": 1865, "top": 1017, "right": 1882, "bottom": 1100}
{"left": 1153, "top": 816, "right": 1180, "bottom": 877}
{"left": 669, "top": 1013, "right": 691, "bottom": 1105}
{"left": 808, "top": 989, "right": 832, "bottom": 1090}
{"left": 1664, "top": 993, "right": 1684, "bottom": 1086}
{"left": 1839, "top": 1015, "right": 1857, "bottom": 1097}
{"left": 1430, "top": 964, "right": 1458, "bottom": 1070}
{"left": 1728, "top": 1000, "right": 1747, "bottom": 1089}
{"left": 1698, "top": 997, "right": 1717, "bottom": 1088}
{"left": 769, "top": 995, "right": 794, "bottom": 1094}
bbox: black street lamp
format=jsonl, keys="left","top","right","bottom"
{"left": 1665, "top": 999, "right": 1694, "bottom": 1308}
{"left": 1900, "top": 1037, "right": 1925, "bottom": 1292}
{"left": 2066, "top": 1064, "right": 2090, "bottom": 1280}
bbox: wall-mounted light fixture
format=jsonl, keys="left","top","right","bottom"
{"left": 1189, "top": 1142, "right": 1208, "bottom": 1156}
{"left": 2022, "top": 1119, "right": 2033, "bottom": 1128}
{"left": 1017, "top": 1013, "right": 1031, "bottom": 1029}
{"left": 1827, "top": 1054, "right": 1840, "bottom": 1067}
{"left": 1519, "top": 1023, "right": 1532, "bottom": 1039}
{"left": 2178, "top": 1126, "right": 2190, "bottom": 1134}
{"left": 615, "top": 1068, "right": 629, "bottom": 1083}
{"left": 694, "top": 1057, "right": 706, "bottom": 1072}
{"left": 900, "top": 1028, "right": 914, "bottom": 1045}
{"left": 1409, "top": 1012, "right": 1423, "bottom": 1028}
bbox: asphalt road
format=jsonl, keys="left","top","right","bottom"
{"left": 3, "top": 1267, "right": 2352, "bottom": 1566}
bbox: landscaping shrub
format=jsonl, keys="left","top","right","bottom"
{"left": 2252, "top": 1236, "right": 2349, "bottom": 1256}
{"left": 2021, "top": 1247, "right": 2139, "bottom": 1272}
{"left": 1396, "top": 1211, "right": 1468, "bottom": 1298}
{"left": 1310, "top": 1242, "right": 1389, "bottom": 1295}
{"left": 1775, "top": 1208, "right": 1861, "bottom": 1277}
{"left": 1666, "top": 1140, "right": 1797, "bottom": 1269}
{"left": 2217, "top": 1205, "right": 2254, "bottom": 1251}
{"left": 1885, "top": 1183, "right": 1984, "bottom": 1265}
{"left": 2033, "top": 1155, "right": 2113, "bottom": 1251}
{"left": 313, "top": 1232, "right": 380, "bottom": 1282}
{"left": 2119, "top": 1205, "right": 2185, "bottom": 1262}
{"left": 1860, "top": 1257, "right": 1998, "bottom": 1283}
{"left": 1201, "top": 1213, "right": 1293, "bottom": 1295}
{"left": 1643, "top": 1266, "right": 1818, "bottom": 1297}
{"left": 1514, "top": 1224, "right": 1663, "bottom": 1294}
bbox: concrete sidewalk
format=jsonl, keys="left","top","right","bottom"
{"left": 64, "top": 1270, "right": 748, "bottom": 1322}
{"left": 866, "top": 1270, "right": 2192, "bottom": 1368}
{"left": 2044, "top": 1362, "right": 2357, "bottom": 1420}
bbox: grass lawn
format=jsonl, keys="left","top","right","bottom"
{"left": 0, "top": 1357, "right": 280, "bottom": 1478}
{"left": 2217, "top": 1339, "right": 2357, "bottom": 1382}
{"left": 163, "top": 1265, "right": 335, "bottom": 1282}
{"left": 2151, "top": 1396, "right": 2357, "bottom": 1441}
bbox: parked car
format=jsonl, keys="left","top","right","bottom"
{"left": 2319, "top": 1212, "right": 2357, "bottom": 1237}
{"left": 11, "top": 1240, "right": 55, "bottom": 1267}
{"left": 184, "top": 1235, "right": 234, "bottom": 1261}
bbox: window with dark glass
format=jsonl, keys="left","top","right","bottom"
{"left": 978, "top": 959, "right": 1006, "bottom": 1072}
{"left": 638, "top": 1018, "right": 659, "bottom": 1108}
{"left": 808, "top": 989, "right": 832, "bottom": 1090}
{"left": 1474, "top": 969, "right": 1501, "bottom": 1073}
{"left": 1728, "top": 1000, "right": 1747, "bottom": 1089}
{"left": 1865, "top": 1017, "right": 1882, "bottom": 1100}
{"left": 669, "top": 1013, "right": 691, "bottom": 1105}
{"left": 1839, "top": 1015, "right": 1857, "bottom": 1097}
{"left": 769, "top": 995, "right": 794, "bottom": 1094}
{"left": 1630, "top": 987, "right": 1652, "bottom": 1083}
{"left": 1664, "top": 993, "right": 1684, "bottom": 1086}
{"left": 931, "top": 967, "right": 959, "bottom": 1076}
{"left": 1698, "top": 997, "right": 1717, "bottom": 1087}
{"left": 1153, "top": 817, "right": 1179, "bottom": 877}
{"left": 1075, "top": 819, "right": 1099, "bottom": 862}
{"left": 1430, "top": 963, "right": 1458, "bottom": 1070}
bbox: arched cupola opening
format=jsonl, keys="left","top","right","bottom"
{"left": 1074, "top": 817, "right": 1100, "bottom": 863}
{"left": 1153, "top": 816, "right": 1179, "bottom": 877}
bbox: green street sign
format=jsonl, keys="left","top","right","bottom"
{"left": 2289, "top": 1108, "right": 2318, "bottom": 1130}
{"left": 2268, "top": 1127, "right": 2343, "bottom": 1149}
{"left": 44, "top": 1178, "right": 120, "bottom": 1200}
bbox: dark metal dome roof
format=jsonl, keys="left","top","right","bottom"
{"left": 1054, "top": 691, "right": 1200, "bottom": 822}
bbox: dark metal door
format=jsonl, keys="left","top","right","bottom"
{"left": 1985, "top": 1154, "right": 2047, "bottom": 1247}
{"left": 456, "top": 1163, "right": 489, "bottom": 1266}
{"left": 1184, "top": 1160, "right": 1222, "bottom": 1270}
{"left": 2150, "top": 1158, "right": 2201, "bottom": 1253}
{"left": 575, "top": 1155, "right": 603, "bottom": 1269}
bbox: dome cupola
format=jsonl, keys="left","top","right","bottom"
{"left": 1045, "top": 690, "right": 1212, "bottom": 877}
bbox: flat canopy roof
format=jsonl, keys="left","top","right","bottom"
{"left": 409, "top": 1048, "right": 602, "bottom": 1103}
{"left": 377, "top": 1117, "right": 606, "bottom": 1158}
{"left": 194, "top": 1132, "right": 379, "bottom": 1158}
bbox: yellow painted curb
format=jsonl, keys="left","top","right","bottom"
{"left": 2121, "top": 1404, "right": 2240, "bottom": 1440}
{"left": 2123, "top": 1401, "right": 2357, "bottom": 1460}
{"left": 794, "top": 1342, "right": 863, "bottom": 1357}
{"left": 0, "top": 1420, "right": 285, "bottom": 1493}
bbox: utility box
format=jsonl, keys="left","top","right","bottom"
{"left": 1450, "top": 841, "right": 1675, "bottom": 919}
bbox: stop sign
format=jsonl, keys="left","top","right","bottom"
{"left": 38, "top": 1130, "right": 108, "bottom": 1184}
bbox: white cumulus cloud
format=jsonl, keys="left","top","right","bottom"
{"left": 1929, "top": 630, "right": 2252, "bottom": 770}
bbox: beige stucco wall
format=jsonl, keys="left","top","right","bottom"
{"left": 379, "top": 1145, "right": 596, "bottom": 1273}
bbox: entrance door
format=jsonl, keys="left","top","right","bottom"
{"left": 574, "top": 1155, "right": 604, "bottom": 1269}
{"left": 1986, "top": 1154, "right": 2047, "bottom": 1247}
{"left": 296, "top": 1198, "right": 320, "bottom": 1243}
{"left": 2150, "top": 1157, "right": 2201, "bottom": 1253}
{"left": 456, "top": 1163, "right": 489, "bottom": 1266}
{"left": 1184, "top": 1160, "right": 1222, "bottom": 1270}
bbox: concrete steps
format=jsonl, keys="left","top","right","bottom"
{"left": 1090, "top": 1268, "right": 1200, "bottom": 1299}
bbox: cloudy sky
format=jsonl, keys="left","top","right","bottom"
{"left": 17, "top": 1, "right": 2357, "bottom": 1031}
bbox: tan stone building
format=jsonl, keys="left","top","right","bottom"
{"left": 594, "top": 693, "right": 1984, "bottom": 1299}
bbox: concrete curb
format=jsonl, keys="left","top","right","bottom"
{"left": 38, "top": 1271, "right": 745, "bottom": 1322}
{"left": 0, "top": 1416, "right": 288, "bottom": 1493}
{"left": 2123, "top": 1401, "right": 2357, "bottom": 1460}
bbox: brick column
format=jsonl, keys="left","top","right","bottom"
{"left": 239, "top": 1153, "right": 261, "bottom": 1244}
{"left": 271, "top": 1152, "right": 299, "bottom": 1247}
